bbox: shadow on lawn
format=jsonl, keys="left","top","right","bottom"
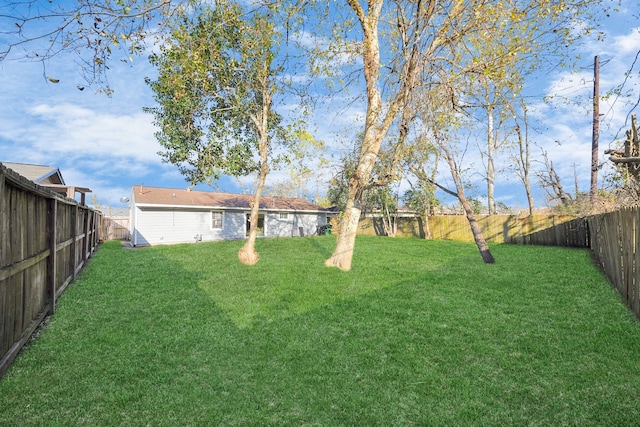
{"left": 303, "top": 235, "right": 334, "bottom": 259}
{"left": 153, "top": 237, "right": 482, "bottom": 329}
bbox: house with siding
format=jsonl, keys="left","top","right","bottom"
{"left": 129, "top": 185, "right": 329, "bottom": 246}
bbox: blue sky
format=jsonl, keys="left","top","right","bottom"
{"left": 0, "top": 1, "right": 639, "bottom": 211}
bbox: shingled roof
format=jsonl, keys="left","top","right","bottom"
{"left": 2, "top": 162, "right": 65, "bottom": 185}
{"left": 132, "top": 185, "right": 326, "bottom": 212}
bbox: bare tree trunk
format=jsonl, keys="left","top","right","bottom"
{"left": 510, "top": 101, "right": 534, "bottom": 215}
{"left": 516, "top": 119, "right": 534, "bottom": 215}
{"left": 326, "top": 0, "right": 383, "bottom": 271}
{"left": 423, "top": 204, "right": 432, "bottom": 239}
{"left": 487, "top": 107, "right": 496, "bottom": 215}
{"left": 442, "top": 144, "right": 495, "bottom": 264}
{"left": 383, "top": 205, "right": 397, "bottom": 237}
{"left": 458, "top": 187, "right": 495, "bottom": 264}
{"left": 325, "top": 0, "right": 422, "bottom": 271}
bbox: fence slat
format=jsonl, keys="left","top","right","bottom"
{"left": 0, "top": 164, "right": 101, "bottom": 379}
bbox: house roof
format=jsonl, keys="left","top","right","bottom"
{"left": 132, "top": 185, "right": 327, "bottom": 212}
{"left": 2, "top": 162, "right": 92, "bottom": 205}
{"left": 2, "top": 162, "right": 65, "bottom": 185}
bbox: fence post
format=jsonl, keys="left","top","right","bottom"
{"left": 47, "top": 198, "right": 57, "bottom": 315}
{"left": 70, "top": 205, "right": 78, "bottom": 280}
{"left": 83, "top": 207, "right": 90, "bottom": 264}
{"left": 0, "top": 170, "right": 5, "bottom": 263}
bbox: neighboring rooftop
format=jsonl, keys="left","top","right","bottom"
{"left": 2, "top": 162, "right": 65, "bottom": 185}
{"left": 2, "top": 162, "right": 92, "bottom": 205}
{"left": 132, "top": 185, "right": 327, "bottom": 212}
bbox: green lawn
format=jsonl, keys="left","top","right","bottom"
{"left": 2, "top": 236, "right": 640, "bottom": 426}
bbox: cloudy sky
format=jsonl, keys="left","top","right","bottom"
{"left": 0, "top": 1, "right": 639, "bottom": 211}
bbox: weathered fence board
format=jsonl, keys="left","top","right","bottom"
{"left": 101, "top": 216, "right": 130, "bottom": 241}
{"left": 588, "top": 208, "right": 640, "bottom": 320}
{"left": 0, "top": 164, "right": 101, "bottom": 379}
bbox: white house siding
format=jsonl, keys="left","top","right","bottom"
{"left": 132, "top": 207, "right": 248, "bottom": 246}
{"left": 265, "top": 212, "right": 325, "bottom": 237}
{"left": 131, "top": 205, "right": 327, "bottom": 246}
{"left": 221, "top": 209, "right": 246, "bottom": 239}
{"left": 130, "top": 201, "right": 136, "bottom": 243}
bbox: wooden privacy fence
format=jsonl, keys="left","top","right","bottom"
{"left": 588, "top": 208, "right": 640, "bottom": 320}
{"left": 101, "top": 216, "right": 130, "bottom": 241}
{"left": 0, "top": 165, "right": 101, "bottom": 378}
{"left": 357, "top": 214, "right": 589, "bottom": 247}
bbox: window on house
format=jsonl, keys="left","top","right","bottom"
{"left": 211, "top": 211, "right": 223, "bottom": 229}
{"left": 246, "top": 213, "right": 264, "bottom": 237}
{"left": 279, "top": 212, "right": 288, "bottom": 219}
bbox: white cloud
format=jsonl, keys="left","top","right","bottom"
{"left": 612, "top": 27, "right": 640, "bottom": 54}
{"left": 18, "top": 103, "right": 161, "bottom": 164}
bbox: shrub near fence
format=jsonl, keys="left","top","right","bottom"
{"left": 0, "top": 164, "right": 101, "bottom": 378}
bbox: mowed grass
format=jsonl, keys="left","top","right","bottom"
{"left": 2, "top": 236, "right": 640, "bottom": 426}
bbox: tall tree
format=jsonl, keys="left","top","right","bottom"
{"left": 410, "top": 78, "right": 497, "bottom": 263}
{"left": 321, "top": 0, "right": 454, "bottom": 271}
{"left": 508, "top": 100, "right": 536, "bottom": 215}
{"left": 145, "top": 1, "right": 296, "bottom": 265}
{"left": 403, "top": 139, "right": 440, "bottom": 239}
{"left": 310, "top": 0, "right": 604, "bottom": 270}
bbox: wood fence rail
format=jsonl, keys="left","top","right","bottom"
{"left": 588, "top": 208, "right": 640, "bottom": 320}
{"left": 0, "top": 164, "right": 101, "bottom": 379}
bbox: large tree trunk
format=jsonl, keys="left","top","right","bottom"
{"left": 325, "top": 198, "right": 361, "bottom": 271}
{"left": 326, "top": 0, "right": 418, "bottom": 271}
{"left": 239, "top": 90, "right": 271, "bottom": 266}
{"left": 325, "top": 0, "right": 383, "bottom": 271}
{"left": 238, "top": 161, "right": 268, "bottom": 266}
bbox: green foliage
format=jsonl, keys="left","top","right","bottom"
{"left": 144, "top": 1, "right": 288, "bottom": 186}
{"left": 265, "top": 128, "right": 327, "bottom": 199}
{"left": 404, "top": 185, "right": 440, "bottom": 216}
{"left": 2, "top": 239, "right": 640, "bottom": 425}
{"left": 326, "top": 141, "right": 359, "bottom": 213}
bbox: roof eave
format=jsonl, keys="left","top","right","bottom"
{"left": 134, "top": 202, "right": 327, "bottom": 213}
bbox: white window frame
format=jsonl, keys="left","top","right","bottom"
{"left": 279, "top": 212, "right": 288, "bottom": 219}
{"left": 211, "top": 210, "right": 223, "bottom": 229}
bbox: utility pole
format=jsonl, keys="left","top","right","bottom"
{"left": 590, "top": 55, "right": 600, "bottom": 203}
